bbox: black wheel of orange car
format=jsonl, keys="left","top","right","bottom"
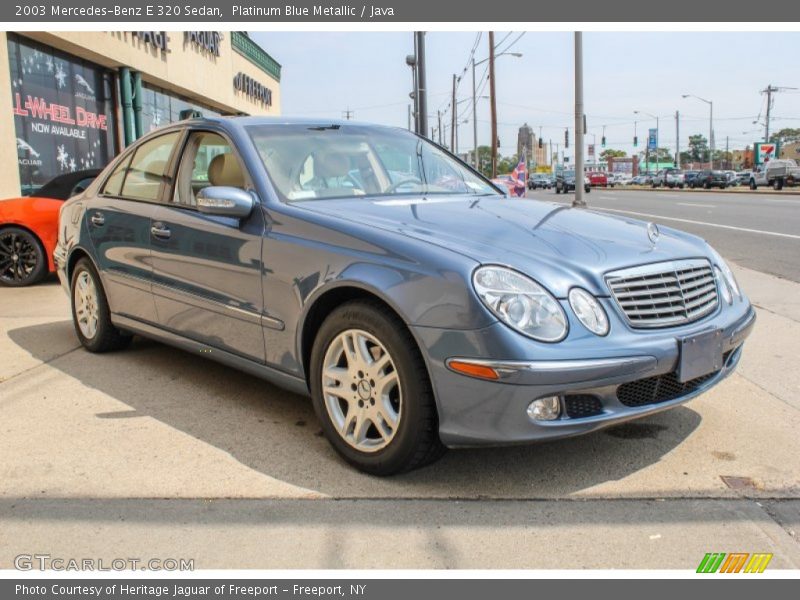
{"left": 70, "top": 257, "right": 132, "bottom": 353}
{"left": 0, "top": 227, "right": 47, "bottom": 287}
{"left": 309, "top": 300, "right": 445, "bottom": 475}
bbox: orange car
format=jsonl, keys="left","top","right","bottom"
{"left": 0, "top": 170, "right": 100, "bottom": 286}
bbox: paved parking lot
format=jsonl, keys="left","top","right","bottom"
{"left": 1, "top": 194, "right": 799, "bottom": 568}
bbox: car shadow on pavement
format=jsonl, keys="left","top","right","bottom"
{"left": 8, "top": 320, "right": 702, "bottom": 498}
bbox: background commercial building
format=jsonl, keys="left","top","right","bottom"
{"left": 1, "top": 31, "right": 281, "bottom": 198}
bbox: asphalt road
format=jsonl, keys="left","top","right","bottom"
{"left": 534, "top": 187, "right": 800, "bottom": 283}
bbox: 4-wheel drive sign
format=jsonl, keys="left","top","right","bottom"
{"left": 755, "top": 142, "right": 780, "bottom": 164}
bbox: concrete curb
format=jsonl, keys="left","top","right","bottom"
{"left": 608, "top": 185, "right": 800, "bottom": 197}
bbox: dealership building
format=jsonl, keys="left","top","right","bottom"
{"left": 0, "top": 31, "right": 282, "bottom": 198}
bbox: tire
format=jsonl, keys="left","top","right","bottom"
{"left": 70, "top": 257, "right": 132, "bottom": 353}
{"left": 0, "top": 226, "right": 47, "bottom": 287}
{"left": 309, "top": 300, "right": 445, "bottom": 475}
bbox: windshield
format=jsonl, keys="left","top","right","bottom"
{"left": 247, "top": 123, "right": 499, "bottom": 202}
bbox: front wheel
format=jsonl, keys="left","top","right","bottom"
{"left": 310, "top": 301, "right": 445, "bottom": 475}
{"left": 0, "top": 227, "right": 47, "bottom": 287}
{"left": 70, "top": 258, "right": 132, "bottom": 352}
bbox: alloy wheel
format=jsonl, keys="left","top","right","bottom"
{"left": 0, "top": 230, "right": 39, "bottom": 284}
{"left": 73, "top": 270, "right": 99, "bottom": 340}
{"left": 321, "top": 328, "right": 402, "bottom": 453}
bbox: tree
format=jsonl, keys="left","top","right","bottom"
{"left": 769, "top": 128, "right": 800, "bottom": 145}
{"left": 687, "top": 134, "right": 710, "bottom": 162}
{"left": 600, "top": 148, "right": 626, "bottom": 161}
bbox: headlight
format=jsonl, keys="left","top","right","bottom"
{"left": 568, "top": 288, "right": 609, "bottom": 336}
{"left": 717, "top": 258, "right": 741, "bottom": 299}
{"left": 714, "top": 266, "right": 733, "bottom": 305}
{"left": 473, "top": 266, "right": 568, "bottom": 342}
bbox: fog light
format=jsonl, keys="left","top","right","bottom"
{"left": 527, "top": 396, "right": 561, "bottom": 421}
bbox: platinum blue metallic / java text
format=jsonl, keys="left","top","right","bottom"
{"left": 54, "top": 117, "right": 755, "bottom": 475}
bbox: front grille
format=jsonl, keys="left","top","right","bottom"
{"left": 564, "top": 394, "right": 604, "bottom": 419}
{"left": 606, "top": 259, "right": 719, "bottom": 328}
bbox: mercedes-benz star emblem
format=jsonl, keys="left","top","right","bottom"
{"left": 647, "top": 222, "right": 660, "bottom": 244}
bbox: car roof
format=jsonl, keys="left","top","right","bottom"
{"left": 183, "top": 115, "right": 399, "bottom": 130}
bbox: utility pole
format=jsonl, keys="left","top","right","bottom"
{"left": 760, "top": 84, "right": 798, "bottom": 142}
{"left": 472, "top": 58, "right": 478, "bottom": 169}
{"left": 709, "top": 102, "right": 714, "bottom": 169}
{"left": 450, "top": 74, "right": 457, "bottom": 152}
{"left": 725, "top": 136, "right": 729, "bottom": 169}
{"left": 675, "top": 110, "right": 680, "bottom": 168}
{"left": 415, "top": 31, "right": 428, "bottom": 138}
{"left": 765, "top": 85, "right": 773, "bottom": 142}
{"left": 437, "top": 110, "right": 442, "bottom": 146}
{"left": 573, "top": 32, "right": 586, "bottom": 208}
{"left": 488, "top": 31, "right": 498, "bottom": 178}
{"left": 407, "top": 105, "right": 412, "bottom": 131}
{"left": 342, "top": 108, "right": 353, "bottom": 120}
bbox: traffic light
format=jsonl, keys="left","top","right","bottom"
{"left": 538, "top": 138, "right": 543, "bottom": 149}
{"left": 565, "top": 129, "right": 569, "bottom": 148}
{"left": 601, "top": 136, "right": 606, "bottom": 148}
{"left": 633, "top": 135, "right": 638, "bottom": 147}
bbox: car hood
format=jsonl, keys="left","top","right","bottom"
{"left": 298, "top": 196, "right": 710, "bottom": 297}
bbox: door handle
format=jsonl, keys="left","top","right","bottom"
{"left": 90, "top": 212, "right": 105, "bottom": 226}
{"left": 150, "top": 223, "right": 171, "bottom": 240}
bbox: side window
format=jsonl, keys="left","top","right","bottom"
{"left": 101, "top": 154, "right": 132, "bottom": 196}
{"left": 173, "top": 131, "right": 245, "bottom": 207}
{"left": 119, "top": 132, "right": 181, "bottom": 201}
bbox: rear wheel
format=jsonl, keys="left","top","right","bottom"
{"left": 0, "top": 227, "right": 47, "bottom": 287}
{"left": 70, "top": 258, "right": 132, "bottom": 352}
{"left": 310, "top": 300, "right": 445, "bottom": 475}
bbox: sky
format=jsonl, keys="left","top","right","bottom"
{"left": 251, "top": 31, "right": 800, "bottom": 160}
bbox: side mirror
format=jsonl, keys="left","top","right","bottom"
{"left": 196, "top": 186, "right": 255, "bottom": 218}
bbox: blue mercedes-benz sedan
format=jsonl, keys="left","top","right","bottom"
{"left": 54, "top": 117, "right": 755, "bottom": 475}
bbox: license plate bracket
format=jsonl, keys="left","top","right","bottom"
{"left": 677, "top": 328, "right": 724, "bottom": 383}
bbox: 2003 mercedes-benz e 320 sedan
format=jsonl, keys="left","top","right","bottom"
{"left": 55, "top": 117, "right": 755, "bottom": 475}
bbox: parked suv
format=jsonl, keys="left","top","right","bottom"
{"left": 690, "top": 170, "right": 728, "bottom": 189}
{"left": 554, "top": 169, "right": 591, "bottom": 194}
{"left": 653, "top": 168, "right": 685, "bottom": 189}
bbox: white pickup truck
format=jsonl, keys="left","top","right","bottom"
{"left": 749, "top": 159, "right": 800, "bottom": 190}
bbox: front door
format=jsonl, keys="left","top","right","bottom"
{"left": 150, "top": 130, "right": 266, "bottom": 362}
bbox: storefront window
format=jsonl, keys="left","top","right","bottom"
{"left": 141, "top": 83, "right": 221, "bottom": 134}
{"left": 7, "top": 34, "right": 117, "bottom": 196}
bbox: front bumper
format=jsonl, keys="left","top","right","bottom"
{"left": 413, "top": 301, "right": 755, "bottom": 447}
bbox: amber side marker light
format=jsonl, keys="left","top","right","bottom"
{"left": 447, "top": 360, "right": 500, "bottom": 381}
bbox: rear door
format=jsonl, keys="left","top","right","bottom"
{"left": 87, "top": 131, "right": 181, "bottom": 324}
{"left": 149, "top": 129, "right": 267, "bottom": 362}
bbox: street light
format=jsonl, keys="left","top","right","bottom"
{"left": 634, "top": 110, "right": 659, "bottom": 174}
{"left": 683, "top": 94, "right": 713, "bottom": 169}
{"left": 472, "top": 50, "right": 523, "bottom": 171}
